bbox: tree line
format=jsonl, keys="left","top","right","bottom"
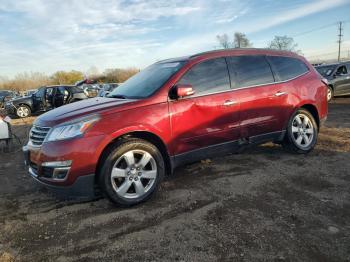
{"left": 216, "top": 32, "right": 301, "bottom": 54}
{"left": 0, "top": 67, "right": 139, "bottom": 92}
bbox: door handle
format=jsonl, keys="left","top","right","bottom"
{"left": 275, "top": 91, "right": 287, "bottom": 97}
{"left": 223, "top": 100, "right": 236, "bottom": 106}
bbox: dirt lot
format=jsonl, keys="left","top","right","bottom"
{"left": 0, "top": 99, "right": 350, "bottom": 262}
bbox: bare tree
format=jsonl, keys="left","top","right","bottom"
{"left": 216, "top": 32, "right": 252, "bottom": 49}
{"left": 216, "top": 34, "right": 231, "bottom": 49}
{"left": 268, "top": 35, "right": 301, "bottom": 54}
{"left": 233, "top": 32, "right": 251, "bottom": 48}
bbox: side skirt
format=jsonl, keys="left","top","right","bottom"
{"left": 170, "top": 130, "right": 286, "bottom": 170}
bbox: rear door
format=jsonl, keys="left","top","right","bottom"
{"left": 53, "top": 86, "right": 70, "bottom": 107}
{"left": 169, "top": 57, "right": 240, "bottom": 156}
{"left": 227, "top": 55, "right": 291, "bottom": 140}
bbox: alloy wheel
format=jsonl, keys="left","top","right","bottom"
{"left": 17, "top": 106, "right": 29, "bottom": 117}
{"left": 327, "top": 87, "right": 332, "bottom": 101}
{"left": 291, "top": 114, "right": 314, "bottom": 148}
{"left": 110, "top": 149, "right": 157, "bottom": 199}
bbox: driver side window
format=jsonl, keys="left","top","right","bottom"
{"left": 336, "top": 66, "right": 348, "bottom": 75}
{"left": 178, "top": 58, "right": 230, "bottom": 96}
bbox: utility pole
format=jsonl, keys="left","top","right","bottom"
{"left": 337, "top": 21, "right": 343, "bottom": 62}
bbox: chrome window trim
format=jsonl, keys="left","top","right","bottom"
{"left": 170, "top": 70, "right": 310, "bottom": 101}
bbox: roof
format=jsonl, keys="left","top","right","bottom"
{"left": 190, "top": 48, "right": 300, "bottom": 58}
{"left": 156, "top": 48, "right": 302, "bottom": 65}
{"left": 315, "top": 61, "right": 350, "bottom": 68}
{"left": 40, "top": 85, "right": 76, "bottom": 88}
{"left": 156, "top": 56, "right": 190, "bottom": 64}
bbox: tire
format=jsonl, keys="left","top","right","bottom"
{"left": 282, "top": 109, "right": 318, "bottom": 154}
{"left": 327, "top": 86, "right": 333, "bottom": 102}
{"left": 16, "top": 104, "right": 31, "bottom": 118}
{"left": 98, "top": 138, "right": 165, "bottom": 206}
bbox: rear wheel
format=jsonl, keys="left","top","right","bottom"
{"left": 282, "top": 109, "right": 318, "bottom": 154}
{"left": 99, "top": 138, "right": 165, "bottom": 206}
{"left": 16, "top": 105, "right": 31, "bottom": 118}
{"left": 327, "top": 86, "right": 333, "bottom": 102}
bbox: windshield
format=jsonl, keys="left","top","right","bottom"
{"left": 108, "top": 61, "right": 186, "bottom": 99}
{"left": 315, "top": 65, "right": 337, "bottom": 77}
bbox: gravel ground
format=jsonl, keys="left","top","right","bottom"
{"left": 0, "top": 98, "right": 350, "bottom": 262}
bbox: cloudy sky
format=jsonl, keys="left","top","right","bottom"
{"left": 1, "top": 0, "right": 350, "bottom": 77}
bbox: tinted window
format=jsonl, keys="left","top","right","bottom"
{"left": 109, "top": 61, "right": 185, "bottom": 99}
{"left": 178, "top": 58, "right": 230, "bottom": 96}
{"left": 34, "top": 88, "right": 45, "bottom": 98}
{"left": 315, "top": 65, "right": 337, "bottom": 77}
{"left": 268, "top": 56, "right": 309, "bottom": 81}
{"left": 0, "top": 91, "right": 10, "bottom": 96}
{"left": 227, "top": 56, "right": 274, "bottom": 88}
{"left": 335, "top": 65, "right": 348, "bottom": 75}
{"left": 56, "top": 86, "right": 66, "bottom": 94}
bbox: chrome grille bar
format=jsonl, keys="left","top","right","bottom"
{"left": 29, "top": 125, "right": 51, "bottom": 146}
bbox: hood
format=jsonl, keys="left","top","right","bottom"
{"left": 10, "top": 95, "right": 32, "bottom": 103}
{"left": 35, "top": 97, "right": 136, "bottom": 127}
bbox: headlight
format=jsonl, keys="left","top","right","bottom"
{"left": 46, "top": 115, "right": 100, "bottom": 142}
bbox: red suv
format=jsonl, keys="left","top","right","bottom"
{"left": 23, "top": 49, "right": 328, "bottom": 206}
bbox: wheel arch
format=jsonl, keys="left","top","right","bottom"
{"left": 17, "top": 103, "right": 32, "bottom": 110}
{"left": 300, "top": 104, "right": 320, "bottom": 129}
{"left": 95, "top": 131, "right": 172, "bottom": 183}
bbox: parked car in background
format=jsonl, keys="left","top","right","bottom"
{"left": 23, "top": 48, "right": 327, "bottom": 206}
{"left": 97, "top": 83, "right": 119, "bottom": 97}
{"left": 315, "top": 61, "right": 350, "bottom": 101}
{"left": 0, "top": 90, "right": 18, "bottom": 108}
{"left": 81, "top": 84, "right": 101, "bottom": 98}
{"left": 5, "top": 85, "right": 89, "bottom": 118}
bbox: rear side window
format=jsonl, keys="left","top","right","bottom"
{"left": 178, "top": 58, "right": 230, "bottom": 96}
{"left": 226, "top": 56, "right": 274, "bottom": 88}
{"left": 268, "top": 56, "right": 309, "bottom": 81}
{"left": 335, "top": 65, "right": 348, "bottom": 75}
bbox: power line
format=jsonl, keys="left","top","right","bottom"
{"left": 337, "top": 21, "right": 343, "bottom": 62}
{"left": 291, "top": 22, "right": 337, "bottom": 38}
{"left": 291, "top": 20, "right": 350, "bottom": 38}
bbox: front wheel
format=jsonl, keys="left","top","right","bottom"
{"left": 99, "top": 138, "right": 165, "bottom": 206}
{"left": 282, "top": 109, "right": 318, "bottom": 154}
{"left": 16, "top": 105, "right": 31, "bottom": 118}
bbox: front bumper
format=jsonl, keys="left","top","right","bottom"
{"left": 23, "top": 142, "right": 98, "bottom": 199}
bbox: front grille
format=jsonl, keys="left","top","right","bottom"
{"left": 29, "top": 125, "right": 51, "bottom": 146}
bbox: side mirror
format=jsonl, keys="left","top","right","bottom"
{"left": 176, "top": 84, "right": 195, "bottom": 98}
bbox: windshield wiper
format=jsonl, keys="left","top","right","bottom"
{"left": 108, "top": 94, "right": 128, "bottom": 99}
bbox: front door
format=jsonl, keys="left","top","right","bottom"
{"left": 333, "top": 64, "right": 350, "bottom": 95}
{"left": 169, "top": 57, "right": 240, "bottom": 158}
